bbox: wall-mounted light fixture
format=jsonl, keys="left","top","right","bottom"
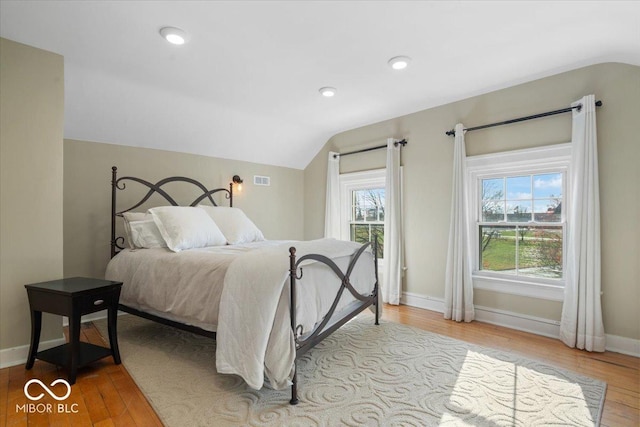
{"left": 232, "top": 175, "right": 243, "bottom": 192}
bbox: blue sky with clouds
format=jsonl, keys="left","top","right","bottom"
{"left": 483, "top": 173, "right": 563, "bottom": 215}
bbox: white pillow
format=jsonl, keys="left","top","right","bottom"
{"left": 123, "top": 212, "right": 167, "bottom": 249}
{"left": 149, "top": 206, "right": 227, "bottom": 252}
{"left": 198, "top": 206, "right": 265, "bottom": 245}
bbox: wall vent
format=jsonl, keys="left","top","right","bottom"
{"left": 253, "top": 175, "right": 270, "bottom": 186}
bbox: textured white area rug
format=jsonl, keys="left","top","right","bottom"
{"left": 96, "top": 314, "right": 606, "bottom": 426}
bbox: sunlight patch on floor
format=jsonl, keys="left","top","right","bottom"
{"left": 440, "top": 350, "right": 595, "bottom": 426}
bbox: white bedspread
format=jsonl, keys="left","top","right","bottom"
{"left": 215, "top": 238, "right": 375, "bottom": 390}
{"left": 105, "top": 241, "right": 289, "bottom": 331}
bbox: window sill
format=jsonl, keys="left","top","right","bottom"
{"left": 472, "top": 273, "right": 564, "bottom": 301}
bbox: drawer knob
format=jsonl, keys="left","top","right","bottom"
{"left": 93, "top": 299, "right": 104, "bottom": 306}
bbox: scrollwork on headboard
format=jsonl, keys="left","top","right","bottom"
{"left": 110, "top": 166, "right": 233, "bottom": 258}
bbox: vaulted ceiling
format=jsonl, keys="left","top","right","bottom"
{"left": 2, "top": 1, "right": 639, "bottom": 169}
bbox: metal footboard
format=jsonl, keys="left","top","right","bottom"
{"left": 287, "top": 239, "right": 380, "bottom": 405}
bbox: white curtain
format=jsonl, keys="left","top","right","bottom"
{"left": 382, "top": 139, "right": 403, "bottom": 305}
{"left": 324, "top": 151, "right": 341, "bottom": 239}
{"left": 444, "top": 124, "right": 475, "bottom": 322}
{"left": 560, "top": 95, "right": 605, "bottom": 352}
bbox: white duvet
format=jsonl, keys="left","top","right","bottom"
{"left": 106, "top": 241, "right": 288, "bottom": 331}
{"left": 105, "top": 238, "right": 376, "bottom": 390}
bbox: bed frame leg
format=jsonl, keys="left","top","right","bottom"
{"left": 373, "top": 234, "right": 380, "bottom": 326}
{"left": 290, "top": 366, "right": 299, "bottom": 405}
{"left": 289, "top": 246, "right": 300, "bottom": 405}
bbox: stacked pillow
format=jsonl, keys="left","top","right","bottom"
{"left": 122, "top": 206, "right": 264, "bottom": 252}
{"left": 122, "top": 212, "right": 166, "bottom": 249}
{"left": 198, "top": 206, "right": 265, "bottom": 245}
{"left": 148, "top": 206, "right": 227, "bottom": 252}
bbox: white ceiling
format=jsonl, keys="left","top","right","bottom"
{"left": 2, "top": 1, "right": 639, "bottom": 170}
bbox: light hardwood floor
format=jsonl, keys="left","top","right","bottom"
{"left": 1, "top": 305, "right": 638, "bottom": 426}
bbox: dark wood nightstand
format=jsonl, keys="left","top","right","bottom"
{"left": 24, "top": 277, "right": 123, "bottom": 384}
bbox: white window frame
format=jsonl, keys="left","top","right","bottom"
{"left": 339, "top": 168, "right": 387, "bottom": 266}
{"left": 466, "top": 143, "right": 572, "bottom": 301}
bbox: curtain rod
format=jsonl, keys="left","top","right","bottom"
{"left": 333, "top": 139, "right": 407, "bottom": 159}
{"left": 445, "top": 100, "right": 603, "bottom": 137}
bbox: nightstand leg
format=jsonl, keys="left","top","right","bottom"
{"left": 25, "top": 310, "right": 42, "bottom": 369}
{"left": 107, "top": 305, "right": 121, "bottom": 364}
{"left": 68, "top": 311, "right": 82, "bottom": 385}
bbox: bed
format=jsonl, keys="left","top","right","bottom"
{"left": 106, "top": 166, "right": 379, "bottom": 404}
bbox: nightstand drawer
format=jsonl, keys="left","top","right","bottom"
{"left": 78, "top": 287, "right": 120, "bottom": 315}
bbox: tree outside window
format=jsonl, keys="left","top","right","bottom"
{"left": 479, "top": 173, "right": 564, "bottom": 279}
{"left": 350, "top": 188, "right": 384, "bottom": 259}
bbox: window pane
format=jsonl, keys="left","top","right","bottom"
{"left": 370, "top": 188, "right": 385, "bottom": 221}
{"left": 479, "top": 226, "right": 516, "bottom": 275}
{"left": 353, "top": 203, "right": 364, "bottom": 221}
{"left": 534, "top": 199, "right": 562, "bottom": 222}
{"left": 482, "top": 178, "right": 504, "bottom": 200}
{"left": 506, "top": 200, "right": 532, "bottom": 222}
{"left": 506, "top": 176, "right": 531, "bottom": 200}
{"left": 482, "top": 178, "right": 504, "bottom": 222}
{"left": 482, "top": 200, "right": 505, "bottom": 222}
{"left": 350, "top": 224, "right": 384, "bottom": 259}
{"left": 352, "top": 191, "right": 365, "bottom": 221}
{"left": 533, "top": 173, "right": 562, "bottom": 199}
{"left": 352, "top": 188, "right": 384, "bottom": 223}
{"left": 371, "top": 224, "right": 384, "bottom": 259}
{"left": 517, "top": 226, "right": 563, "bottom": 279}
{"left": 350, "top": 224, "right": 370, "bottom": 245}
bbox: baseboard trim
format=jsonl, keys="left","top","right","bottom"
{"left": 2, "top": 311, "right": 123, "bottom": 369}
{"left": 0, "top": 335, "right": 66, "bottom": 369}
{"left": 473, "top": 304, "right": 561, "bottom": 340}
{"left": 401, "top": 291, "right": 640, "bottom": 357}
{"left": 605, "top": 334, "right": 640, "bottom": 357}
{"left": 400, "top": 291, "right": 444, "bottom": 312}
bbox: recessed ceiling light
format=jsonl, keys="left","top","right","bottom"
{"left": 160, "top": 27, "right": 188, "bottom": 45}
{"left": 388, "top": 56, "right": 412, "bottom": 70}
{"left": 319, "top": 87, "right": 337, "bottom": 97}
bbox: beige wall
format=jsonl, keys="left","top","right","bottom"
{"left": 64, "top": 139, "right": 304, "bottom": 279}
{"left": 304, "top": 62, "right": 640, "bottom": 340}
{"left": 0, "top": 38, "right": 64, "bottom": 351}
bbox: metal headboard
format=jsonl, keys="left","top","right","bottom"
{"left": 110, "top": 166, "right": 233, "bottom": 257}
